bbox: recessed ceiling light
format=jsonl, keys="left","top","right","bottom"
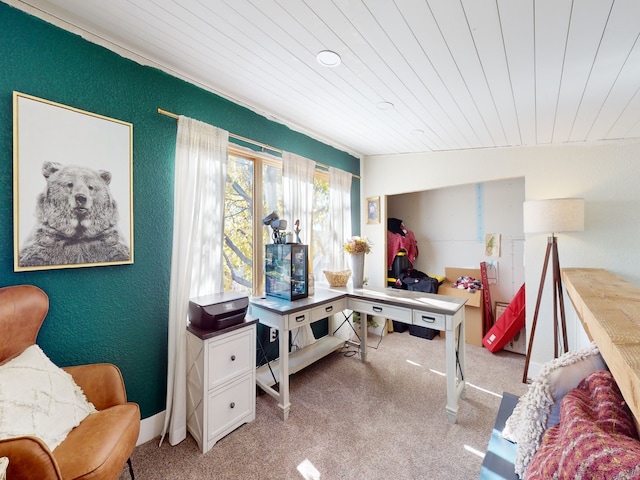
{"left": 316, "top": 50, "right": 341, "bottom": 67}
{"left": 377, "top": 101, "right": 394, "bottom": 110}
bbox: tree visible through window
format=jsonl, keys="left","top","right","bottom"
{"left": 311, "top": 175, "right": 330, "bottom": 281}
{"left": 223, "top": 148, "right": 334, "bottom": 296}
{"left": 223, "top": 153, "right": 254, "bottom": 294}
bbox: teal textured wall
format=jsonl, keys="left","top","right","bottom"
{"left": 0, "top": 4, "right": 360, "bottom": 419}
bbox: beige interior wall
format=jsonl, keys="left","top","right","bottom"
{"left": 361, "top": 140, "right": 640, "bottom": 370}
{"left": 387, "top": 177, "right": 525, "bottom": 304}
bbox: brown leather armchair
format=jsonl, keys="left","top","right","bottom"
{"left": 0, "top": 285, "right": 140, "bottom": 480}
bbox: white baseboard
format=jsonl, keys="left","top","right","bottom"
{"left": 136, "top": 410, "right": 165, "bottom": 446}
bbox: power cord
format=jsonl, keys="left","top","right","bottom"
{"left": 340, "top": 318, "right": 387, "bottom": 356}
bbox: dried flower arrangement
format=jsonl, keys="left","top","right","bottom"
{"left": 343, "top": 236, "right": 372, "bottom": 254}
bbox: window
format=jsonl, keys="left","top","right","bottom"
{"left": 224, "top": 147, "right": 330, "bottom": 296}
{"left": 223, "top": 152, "right": 254, "bottom": 295}
{"left": 311, "top": 174, "right": 330, "bottom": 282}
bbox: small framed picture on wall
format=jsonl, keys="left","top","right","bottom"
{"left": 367, "top": 196, "right": 380, "bottom": 224}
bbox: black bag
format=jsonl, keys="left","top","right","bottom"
{"left": 402, "top": 275, "right": 439, "bottom": 294}
{"left": 390, "top": 250, "right": 411, "bottom": 279}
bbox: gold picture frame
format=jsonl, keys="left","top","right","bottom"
{"left": 13, "top": 91, "right": 134, "bottom": 271}
{"left": 495, "top": 301, "right": 509, "bottom": 322}
{"left": 367, "top": 196, "right": 380, "bottom": 224}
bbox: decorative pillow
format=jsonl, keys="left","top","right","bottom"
{"left": 0, "top": 345, "right": 97, "bottom": 451}
{"left": 0, "top": 456, "right": 7, "bottom": 480}
{"left": 501, "top": 341, "right": 606, "bottom": 478}
{"left": 546, "top": 350, "right": 607, "bottom": 427}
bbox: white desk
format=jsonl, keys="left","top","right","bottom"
{"left": 250, "top": 286, "right": 467, "bottom": 423}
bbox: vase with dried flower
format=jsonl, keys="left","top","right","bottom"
{"left": 343, "top": 236, "right": 372, "bottom": 289}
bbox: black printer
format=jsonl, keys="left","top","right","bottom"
{"left": 188, "top": 291, "right": 249, "bottom": 331}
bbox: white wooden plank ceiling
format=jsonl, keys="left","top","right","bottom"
{"left": 8, "top": 0, "right": 640, "bottom": 158}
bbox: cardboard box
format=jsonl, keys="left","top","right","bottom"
{"left": 438, "top": 267, "right": 484, "bottom": 347}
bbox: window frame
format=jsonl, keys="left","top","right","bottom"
{"left": 228, "top": 144, "right": 332, "bottom": 296}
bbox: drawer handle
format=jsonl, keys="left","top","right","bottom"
{"left": 231, "top": 355, "right": 236, "bottom": 361}
{"left": 295, "top": 315, "right": 306, "bottom": 322}
{"left": 373, "top": 306, "right": 383, "bottom": 313}
{"left": 230, "top": 402, "right": 235, "bottom": 409}
{"left": 421, "top": 315, "right": 436, "bottom": 323}
{"left": 325, "top": 306, "right": 333, "bottom": 313}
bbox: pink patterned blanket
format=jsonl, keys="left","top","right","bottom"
{"left": 526, "top": 370, "right": 640, "bottom": 479}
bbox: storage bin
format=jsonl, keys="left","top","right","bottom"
{"left": 392, "top": 320, "right": 408, "bottom": 333}
{"left": 409, "top": 324, "right": 439, "bottom": 340}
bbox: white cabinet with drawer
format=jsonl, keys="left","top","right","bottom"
{"left": 287, "top": 310, "right": 311, "bottom": 329}
{"left": 250, "top": 287, "right": 467, "bottom": 423}
{"left": 287, "top": 296, "right": 347, "bottom": 329}
{"left": 412, "top": 309, "right": 446, "bottom": 331}
{"left": 251, "top": 291, "right": 350, "bottom": 420}
{"left": 311, "top": 297, "right": 346, "bottom": 322}
{"left": 186, "top": 321, "right": 257, "bottom": 453}
{"left": 347, "top": 297, "right": 412, "bottom": 324}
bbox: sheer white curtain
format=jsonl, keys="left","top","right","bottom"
{"left": 283, "top": 151, "right": 316, "bottom": 350}
{"left": 329, "top": 166, "right": 352, "bottom": 271}
{"left": 328, "top": 167, "right": 353, "bottom": 340}
{"left": 160, "top": 116, "right": 228, "bottom": 446}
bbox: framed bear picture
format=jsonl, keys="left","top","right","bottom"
{"left": 13, "top": 91, "right": 133, "bottom": 271}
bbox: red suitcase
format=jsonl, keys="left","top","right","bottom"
{"left": 482, "top": 284, "right": 526, "bottom": 353}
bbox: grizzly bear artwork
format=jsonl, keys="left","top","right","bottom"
{"left": 19, "top": 161, "right": 130, "bottom": 267}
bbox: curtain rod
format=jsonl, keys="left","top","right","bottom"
{"left": 158, "top": 107, "right": 283, "bottom": 155}
{"left": 157, "top": 107, "right": 359, "bottom": 178}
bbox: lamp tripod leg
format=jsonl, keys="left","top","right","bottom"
{"left": 552, "top": 237, "right": 569, "bottom": 355}
{"left": 522, "top": 235, "right": 571, "bottom": 383}
{"left": 522, "top": 238, "right": 553, "bottom": 383}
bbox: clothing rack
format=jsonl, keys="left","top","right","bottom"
{"left": 157, "top": 108, "right": 360, "bottom": 178}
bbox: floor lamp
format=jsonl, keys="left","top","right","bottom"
{"left": 522, "top": 198, "right": 585, "bottom": 383}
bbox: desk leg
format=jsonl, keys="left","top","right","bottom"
{"left": 445, "top": 328, "right": 458, "bottom": 424}
{"left": 445, "top": 311, "right": 466, "bottom": 424}
{"left": 277, "top": 327, "right": 290, "bottom": 420}
{"left": 459, "top": 317, "right": 467, "bottom": 401}
{"left": 360, "top": 311, "right": 367, "bottom": 362}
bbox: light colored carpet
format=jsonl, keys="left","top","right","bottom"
{"left": 121, "top": 329, "right": 528, "bottom": 480}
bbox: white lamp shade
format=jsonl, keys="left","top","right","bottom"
{"left": 523, "top": 198, "right": 585, "bottom": 234}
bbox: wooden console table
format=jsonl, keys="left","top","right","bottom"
{"left": 250, "top": 286, "right": 467, "bottom": 423}
{"left": 562, "top": 268, "right": 640, "bottom": 430}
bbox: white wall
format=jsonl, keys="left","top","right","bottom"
{"left": 361, "top": 140, "right": 640, "bottom": 372}
{"left": 387, "top": 177, "right": 525, "bottom": 304}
